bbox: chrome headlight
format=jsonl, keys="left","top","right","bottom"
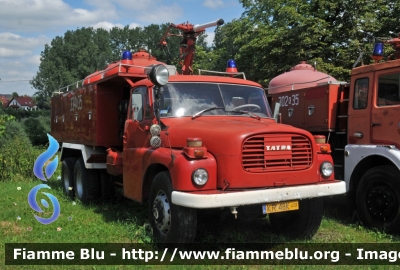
{"left": 150, "top": 124, "right": 161, "bottom": 136}
{"left": 320, "top": 161, "right": 333, "bottom": 177}
{"left": 192, "top": 168, "right": 208, "bottom": 186}
{"left": 148, "top": 64, "right": 169, "bottom": 86}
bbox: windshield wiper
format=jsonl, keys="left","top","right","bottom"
{"left": 226, "top": 110, "right": 261, "bottom": 120}
{"left": 192, "top": 107, "right": 226, "bottom": 119}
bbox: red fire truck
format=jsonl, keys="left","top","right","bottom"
{"left": 268, "top": 35, "right": 400, "bottom": 232}
{"left": 51, "top": 19, "right": 345, "bottom": 243}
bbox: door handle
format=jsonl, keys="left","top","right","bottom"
{"left": 353, "top": 132, "right": 364, "bottom": 139}
{"left": 371, "top": 122, "right": 381, "bottom": 127}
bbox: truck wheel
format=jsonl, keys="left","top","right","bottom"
{"left": 100, "top": 170, "right": 115, "bottom": 200}
{"left": 61, "top": 157, "right": 76, "bottom": 199}
{"left": 149, "top": 171, "right": 197, "bottom": 243}
{"left": 356, "top": 165, "right": 400, "bottom": 232}
{"left": 269, "top": 197, "right": 323, "bottom": 239}
{"left": 74, "top": 157, "right": 100, "bottom": 204}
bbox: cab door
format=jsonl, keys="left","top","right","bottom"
{"left": 123, "top": 86, "right": 153, "bottom": 149}
{"left": 123, "top": 85, "right": 153, "bottom": 201}
{"left": 371, "top": 70, "right": 400, "bottom": 146}
{"left": 347, "top": 75, "right": 372, "bottom": 144}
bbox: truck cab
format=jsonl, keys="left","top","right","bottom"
{"left": 267, "top": 36, "right": 400, "bottom": 232}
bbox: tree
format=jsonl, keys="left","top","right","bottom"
{"left": 31, "top": 27, "right": 113, "bottom": 101}
{"left": 30, "top": 24, "right": 186, "bottom": 99}
{"left": 222, "top": 0, "right": 400, "bottom": 86}
{"left": 12, "top": 92, "right": 19, "bottom": 98}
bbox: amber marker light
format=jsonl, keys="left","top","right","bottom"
{"left": 194, "top": 149, "right": 205, "bottom": 158}
{"left": 320, "top": 145, "right": 331, "bottom": 153}
{"left": 187, "top": 138, "right": 202, "bottom": 147}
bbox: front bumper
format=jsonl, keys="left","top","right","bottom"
{"left": 172, "top": 181, "right": 346, "bottom": 208}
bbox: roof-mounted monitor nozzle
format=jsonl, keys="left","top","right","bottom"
{"left": 193, "top": 19, "right": 224, "bottom": 32}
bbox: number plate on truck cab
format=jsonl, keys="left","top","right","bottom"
{"left": 262, "top": 200, "right": 299, "bottom": 214}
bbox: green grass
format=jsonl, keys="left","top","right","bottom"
{"left": 1, "top": 175, "right": 400, "bottom": 269}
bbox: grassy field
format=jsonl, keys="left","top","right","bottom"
{"left": 1, "top": 171, "right": 400, "bottom": 269}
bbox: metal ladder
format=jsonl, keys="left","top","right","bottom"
{"left": 331, "top": 84, "right": 350, "bottom": 180}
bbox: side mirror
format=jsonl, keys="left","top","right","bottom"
{"left": 131, "top": 93, "right": 143, "bottom": 121}
{"left": 273, "top": 102, "right": 281, "bottom": 123}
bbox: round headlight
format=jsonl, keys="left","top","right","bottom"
{"left": 150, "top": 136, "right": 161, "bottom": 148}
{"left": 320, "top": 162, "right": 333, "bottom": 177}
{"left": 192, "top": 168, "right": 208, "bottom": 186}
{"left": 148, "top": 64, "right": 169, "bottom": 86}
{"left": 150, "top": 124, "right": 161, "bottom": 136}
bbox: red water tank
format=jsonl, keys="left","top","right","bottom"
{"left": 268, "top": 61, "right": 337, "bottom": 94}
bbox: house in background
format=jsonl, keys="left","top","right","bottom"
{"left": 7, "top": 96, "right": 37, "bottom": 110}
{"left": 0, "top": 95, "right": 10, "bottom": 108}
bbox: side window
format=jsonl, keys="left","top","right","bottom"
{"left": 377, "top": 73, "right": 400, "bottom": 107}
{"left": 353, "top": 78, "right": 369, "bottom": 110}
{"left": 132, "top": 87, "right": 151, "bottom": 120}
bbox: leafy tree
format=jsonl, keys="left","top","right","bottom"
{"left": 31, "top": 27, "right": 113, "bottom": 101}
{"left": 11, "top": 92, "right": 19, "bottom": 98}
{"left": 23, "top": 117, "right": 49, "bottom": 146}
{"left": 0, "top": 114, "right": 15, "bottom": 137}
{"left": 225, "top": 0, "right": 400, "bottom": 86}
{"left": 30, "top": 22, "right": 214, "bottom": 100}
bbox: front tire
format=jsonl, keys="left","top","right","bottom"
{"left": 356, "top": 165, "right": 400, "bottom": 232}
{"left": 149, "top": 171, "right": 197, "bottom": 243}
{"left": 61, "top": 157, "right": 76, "bottom": 199}
{"left": 73, "top": 157, "right": 100, "bottom": 204}
{"left": 269, "top": 197, "right": 323, "bottom": 239}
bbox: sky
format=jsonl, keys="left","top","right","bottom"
{"left": 0, "top": 0, "right": 245, "bottom": 97}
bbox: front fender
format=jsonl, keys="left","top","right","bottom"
{"left": 150, "top": 147, "right": 218, "bottom": 191}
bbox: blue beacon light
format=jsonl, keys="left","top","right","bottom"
{"left": 372, "top": 43, "right": 384, "bottom": 62}
{"left": 122, "top": 50, "right": 133, "bottom": 60}
{"left": 226, "top": 59, "right": 238, "bottom": 73}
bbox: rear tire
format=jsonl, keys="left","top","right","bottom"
{"left": 149, "top": 171, "right": 197, "bottom": 243}
{"left": 269, "top": 197, "right": 323, "bottom": 239}
{"left": 356, "top": 165, "right": 400, "bottom": 232}
{"left": 73, "top": 157, "right": 100, "bottom": 204}
{"left": 61, "top": 157, "right": 76, "bottom": 199}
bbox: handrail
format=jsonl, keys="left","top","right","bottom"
{"left": 52, "top": 63, "right": 177, "bottom": 96}
{"left": 198, "top": 69, "right": 246, "bottom": 79}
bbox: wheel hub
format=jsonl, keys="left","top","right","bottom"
{"left": 152, "top": 191, "right": 171, "bottom": 234}
{"left": 367, "top": 186, "right": 396, "bottom": 220}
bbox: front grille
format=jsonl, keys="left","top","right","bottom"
{"left": 242, "top": 134, "right": 312, "bottom": 172}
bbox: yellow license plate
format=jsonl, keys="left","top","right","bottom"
{"left": 262, "top": 200, "right": 299, "bottom": 214}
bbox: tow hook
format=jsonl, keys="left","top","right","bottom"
{"left": 230, "top": 207, "right": 238, "bottom": 219}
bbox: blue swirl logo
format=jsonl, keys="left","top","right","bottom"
{"left": 33, "top": 134, "right": 59, "bottom": 181}
{"left": 28, "top": 184, "right": 61, "bottom": 225}
{"left": 29, "top": 134, "right": 61, "bottom": 225}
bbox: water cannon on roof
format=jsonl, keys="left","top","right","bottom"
{"left": 193, "top": 19, "right": 224, "bottom": 32}
{"left": 159, "top": 19, "right": 224, "bottom": 75}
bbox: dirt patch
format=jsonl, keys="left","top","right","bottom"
{"left": 0, "top": 221, "right": 23, "bottom": 235}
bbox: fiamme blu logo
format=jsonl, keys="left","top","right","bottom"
{"left": 29, "top": 134, "right": 60, "bottom": 225}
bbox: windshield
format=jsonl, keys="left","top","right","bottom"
{"left": 158, "top": 82, "right": 272, "bottom": 118}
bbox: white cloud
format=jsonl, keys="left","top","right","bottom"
{"left": 0, "top": 33, "right": 50, "bottom": 58}
{"left": 0, "top": 0, "right": 117, "bottom": 33}
{"left": 203, "top": 0, "right": 224, "bottom": 9}
{"left": 128, "top": 23, "right": 141, "bottom": 29}
{"left": 92, "top": 22, "right": 125, "bottom": 31}
{"left": 136, "top": 4, "right": 183, "bottom": 23}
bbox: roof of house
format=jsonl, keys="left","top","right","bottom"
{"left": 0, "top": 96, "right": 10, "bottom": 107}
{"left": 9, "top": 96, "right": 36, "bottom": 107}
